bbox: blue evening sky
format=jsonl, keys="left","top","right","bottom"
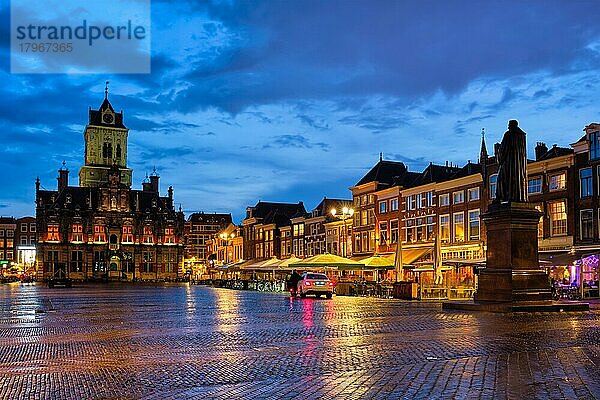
{"left": 2, "top": 1, "right": 600, "bottom": 222}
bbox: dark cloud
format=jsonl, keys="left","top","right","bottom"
{"left": 389, "top": 154, "right": 429, "bottom": 171}
{"left": 533, "top": 89, "right": 552, "bottom": 99}
{"left": 264, "top": 134, "right": 329, "bottom": 151}
{"left": 338, "top": 112, "right": 407, "bottom": 133}
{"left": 296, "top": 114, "right": 329, "bottom": 130}
{"left": 171, "top": 1, "right": 600, "bottom": 114}
{"left": 454, "top": 115, "right": 493, "bottom": 136}
{"left": 138, "top": 146, "right": 205, "bottom": 161}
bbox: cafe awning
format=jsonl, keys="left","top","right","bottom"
{"left": 271, "top": 256, "right": 303, "bottom": 269}
{"left": 399, "top": 247, "right": 433, "bottom": 265}
{"left": 539, "top": 252, "right": 578, "bottom": 266}
{"left": 342, "top": 255, "right": 395, "bottom": 271}
{"left": 290, "top": 253, "right": 364, "bottom": 268}
{"left": 241, "top": 258, "right": 281, "bottom": 270}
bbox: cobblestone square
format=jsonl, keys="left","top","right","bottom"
{"left": 1, "top": 283, "right": 600, "bottom": 399}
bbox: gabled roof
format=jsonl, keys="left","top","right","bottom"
{"left": 88, "top": 97, "right": 127, "bottom": 129}
{"left": 248, "top": 201, "right": 306, "bottom": 220}
{"left": 536, "top": 145, "right": 573, "bottom": 161}
{"left": 0, "top": 217, "right": 16, "bottom": 224}
{"left": 310, "top": 197, "right": 353, "bottom": 218}
{"left": 450, "top": 161, "right": 482, "bottom": 180}
{"left": 409, "top": 163, "right": 461, "bottom": 187}
{"left": 37, "top": 185, "right": 178, "bottom": 219}
{"left": 187, "top": 212, "right": 232, "bottom": 225}
{"left": 355, "top": 160, "right": 415, "bottom": 188}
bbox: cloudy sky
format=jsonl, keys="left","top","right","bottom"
{"left": 2, "top": 0, "right": 600, "bottom": 222}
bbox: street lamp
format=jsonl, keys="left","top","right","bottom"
{"left": 219, "top": 232, "right": 235, "bottom": 264}
{"left": 331, "top": 207, "right": 354, "bottom": 257}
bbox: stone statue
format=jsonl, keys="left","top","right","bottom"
{"left": 495, "top": 120, "right": 527, "bottom": 203}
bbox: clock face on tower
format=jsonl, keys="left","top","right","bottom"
{"left": 103, "top": 113, "right": 114, "bottom": 124}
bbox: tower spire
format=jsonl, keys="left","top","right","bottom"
{"left": 479, "top": 128, "right": 488, "bottom": 162}
{"left": 104, "top": 81, "right": 109, "bottom": 99}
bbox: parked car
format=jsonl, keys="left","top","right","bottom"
{"left": 297, "top": 272, "right": 334, "bottom": 298}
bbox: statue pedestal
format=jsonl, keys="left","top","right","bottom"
{"left": 443, "top": 202, "right": 588, "bottom": 312}
{"left": 475, "top": 202, "right": 550, "bottom": 302}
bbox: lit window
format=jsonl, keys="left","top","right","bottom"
{"left": 143, "top": 226, "right": 154, "bottom": 244}
{"left": 528, "top": 177, "right": 542, "bottom": 195}
{"left": 93, "top": 225, "right": 106, "bottom": 243}
{"left": 390, "top": 220, "right": 399, "bottom": 244}
{"left": 468, "top": 210, "right": 480, "bottom": 240}
{"left": 47, "top": 224, "right": 60, "bottom": 241}
{"left": 375, "top": 221, "right": 387, "bottom": 245}
{"left": 439, "top": 215, "right": 450, "bottom": 242}
{"left": 71, "top": 224, "right": 83, "bottom": 242}
{"left": 122, "top": 225, "right": 134, "bottom": 243}
{"left": 549, "top": 201, "right": 567, "bottom": 236}
{"left": 453, "top": 213, "right": 464, "bottom": 242}
{"left": 549, "top": 172, "right": 566, "bottom": 191}
{"left": 164, "top": 228, "right": 175, "bottom": 244}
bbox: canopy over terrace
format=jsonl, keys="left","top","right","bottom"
{"left": 341, "top": 255, "right": 395, "bottom": 271}
{"left": 241, "top": 257, "right": 282, "bottom": 271}
{"left": 270, "top": 256, "right": 303, "bottom": 270}
{"left": 290, "top": 253, "right": 364, "bottom": 269}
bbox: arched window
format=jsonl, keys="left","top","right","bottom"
{"left": 116, "top": 144, "right": 121, "bottom": 159}
{"left": 110, "top": 234, "right": 118, "bottom": 244}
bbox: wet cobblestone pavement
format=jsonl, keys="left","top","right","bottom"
{"left": 1, "top": 283, "right": 600, "bottom": 399}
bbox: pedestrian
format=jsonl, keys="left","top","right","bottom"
{"left": 288, "top": 269, "right": 302, "bottom": 294}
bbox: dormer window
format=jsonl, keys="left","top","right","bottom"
{"left": 590, "top": 131, "right": 600, "bottom": 160}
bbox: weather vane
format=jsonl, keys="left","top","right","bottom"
{"left": 105, "top": 81, "right": 110, "bottom": 99}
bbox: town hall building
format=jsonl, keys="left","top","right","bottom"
{"left": 35, "top": 87, "right": 185, "bottom": 281}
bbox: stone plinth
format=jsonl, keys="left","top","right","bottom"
{"left": 474, "top": 202, "right": 551, "bottom": 302}
{"left": 443, "top": 202, "right": 589, "bottom": 312}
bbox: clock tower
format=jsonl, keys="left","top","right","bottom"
{"left": 79, "top": 83, "right": 133, "bottom": 187}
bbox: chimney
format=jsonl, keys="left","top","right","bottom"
{"left": 535, "top": 142, "right": 548, "bottom": 161}
{"left": 58, "top": 168, "right": 69, "bottom": 192}
{"left": 168, "top": 185, "right": 173, "bottom": 200}
{"left": 150, "top": 175, "right": 159, "bottom": 193}
{"left": 494, "top": 143, "right": 500, "bottom": 158}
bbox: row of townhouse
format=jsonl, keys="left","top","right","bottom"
{"left": 0, "top": 216, "right": 36, "bottom": 274}
{"left": 204, "top": 122, "right": 600, "bottom": 290}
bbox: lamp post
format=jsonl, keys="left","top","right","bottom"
{"left": 219, "top": 232, "right": 235, "bottom": 264}
{"left": 331, "top": 207, "right": 354, "bottom": 258}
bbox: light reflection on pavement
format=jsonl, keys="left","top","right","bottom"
{"left": 1, "top": 283, "right": 600, "bottom": 399}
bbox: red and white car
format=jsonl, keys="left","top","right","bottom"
{"left": 297, "top": 272, "right": 334, "bottom": 298}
